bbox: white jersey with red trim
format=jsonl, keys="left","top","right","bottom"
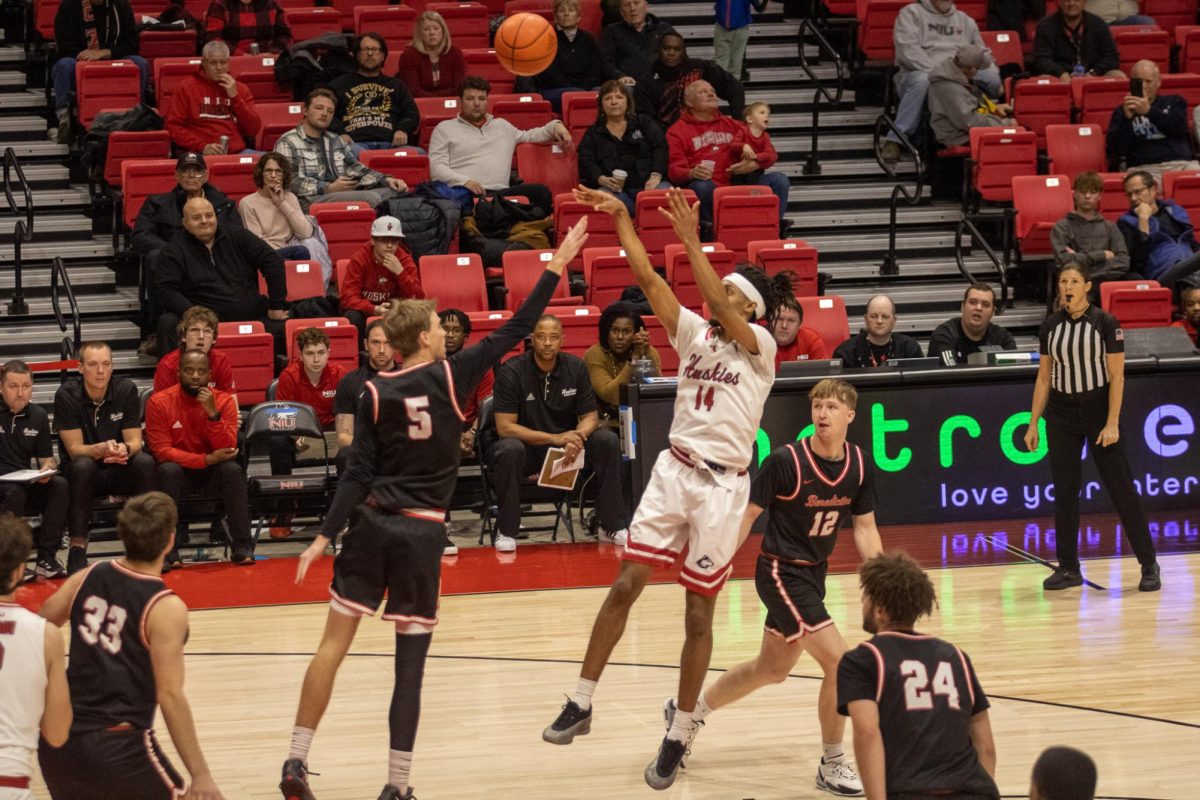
{"left": 667, "top": 307, "right": 777, "bottom": 470}
{"left": 0, "top": 602, "right": 47, "bottom": 779}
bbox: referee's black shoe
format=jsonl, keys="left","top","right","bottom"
{"left": 644, "top": 736, "right": 688, "bottom": 790}
{"left": 1138, "top": 562, "right": 1161, "bottom": 592}
{"left": 1043, "top": 568, "right": 1084, "bottom": 590}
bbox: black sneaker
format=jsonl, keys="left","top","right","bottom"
{"left": 542, "top": 698, "right": 592, "bottom": 744}
{"left": 1138, "top": 562, "right": 1161, "bottom": 592}
{"left": 279, "top": 758, "right": 317, "bottom": 800}
{"left": 1043, "top": 568, "right": 1084, "bottom": 591}
{"left": 376, "top": 785, "right": 414, "bottom": 800}
{"left": 163, "top": 549, "right": 183, "bottom": 573}
{"left": 644, "top": 736, "right": 688, "bottom": 790}
{"left": 20, "top": 566, "right": 36, "bottom": 585}
{"left": 231, "top": 548, "right": 256, "bottom": 566}
{"left": 35, "top": 558, "right": 67, "bottom": 579}
{"left": 66, "top": 547, "right": 88, "bottom": 575}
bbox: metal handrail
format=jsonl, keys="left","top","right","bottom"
{"left": 798, "top": 18, "right": 845, "bottom": 175}
{"left": 50, "top": 257, "right": 83, "bottom": 353}
{"left": 872, "top": 115, "right": 925, "bottom": 275}
{"left": 3, "top": 146, "right": 34, "bottom": 315}
{"left": 955, "top": 216, "right": 1009, "bottom": 313}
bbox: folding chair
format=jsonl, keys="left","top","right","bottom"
{"left": 243, "top": 401, "right": 332, "bottom": 542}
{"left": 1012, "top": 174, "right": 1073, "bottom": 263}
{"left": 967, "top": 126, "right": 1037, "bottom": 208}
{"left": 1012, "top": 78, "right": 1073, "bottom": 148}
{"left": 1101, "top": 281, "right": 1172, "bottom": 328}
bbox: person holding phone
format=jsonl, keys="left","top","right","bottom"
{"left": 1107, "top": 59, "right": 1200, "bottom": 184}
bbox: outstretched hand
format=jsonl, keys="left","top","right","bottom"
{"left": 571, "top": 185, "right": 627, "bottom": 218}
{"left": 657, "top": 188, "right": 701, "bottom": 244}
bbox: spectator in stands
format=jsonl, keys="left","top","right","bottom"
{"left": 429, "top": 76, "right": 572, "bottom": 215}
{"left": 1118, "top": 170, "right": 1200, "bottom": 283}
{"left": 1108, "top": 61, "right": 1200, "bottom": 181}
{"left": 238, "top": 152, "right": 315, "bottom": 262}
{"left": 599, "top": 0, "right": 674, "bottom": 84}
{"left": 204, "top": 0, "right": 292, "bottom": 54}
{"left": 51, "top": 0, "right": 148, "bottom": 143}
{"left": 438, "top": 309, "right": 494, "bottom": 455}
{"left": 713, "top": 0, "right": 766, "bottom": 80}
{"left": 522, "top": 0, "right": 603, "bottom": 111}
{"left": 340, "top": 216, "right": 425, "bottom": 337}
{"left": 146, "top": 349, "right": 255, "bottom": 567}
{"left": 771, "top": 295, "right": 829, "bottom": 369}
{"left": 0, "top": 360, "right": 68, "bottom": 581}
{"left": 987, "top": 0, "right": 1044, "bottom": 42}
{"left": 833, "top": 295, "right": 924, "bottom": 367}
{"left": 1030, "top": 746, "right": 1098, "bottom": 800}
{"left": 334, "top": 318, "right": 397, "bottom": 469}
{"left": 883, "top": 0, "right": 999, "bottom": 163}
{"left": 155, "top": 197, "right": 289, "bottom": 353}
{"left": 153, "top": 306, "right": 238, "bottom": 403}
{"left": 666, "top": 80, "right": 790, "bottom": 233}
{"left": 584, "top": 303, "right": 660, "bottom": 429}
{"left": 927, "top": 283, "right": 1016, "bottom": 364}
{"left": 275, "top": 88, "right": 409, "bottom": 210}
{"left": 1032, "top": 0, "right": 1123, "bottom": 82}
{"left": 491, "top": 315, "right": 628, "bottom": 551}
{"left": 927, "top": 45, "right": 1015, "bottom": 148}
{"left": 165, "top": 41, "right": 263, "bottom": 156}
{"left": 54, "top": 341, "right": 156, "bottom": 575}
{"left": 1087, "top": 0, "right": 1155, "bottom": 27}
{"left": 1172, "top": 285, "right": 1200, "bottom": 345}
{"left": 270, "top": 327, "right": 347, "bottom": 482}
{"left": 329, "top": 33, "right": 421, "bottom": 155}
{"left": 133, "top": 152, "right": 243, "bottom": 357}
{"left": 397, "top": 10, "right": 467, "bottom": 98}
{"left": 578, "top": 80, "right": 669, "bottom": 214}
{"left": 1050, "top": 171, "right": 1131, "bottom": 280}
{"left": 635, "top": 31, "right": 744, "bottom": 127}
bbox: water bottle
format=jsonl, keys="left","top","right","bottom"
{"left": 631, "top": 354, "right": 654, "bottom": 383}
{"left": 249, "top": 42, "right": 261, "bottom": 55}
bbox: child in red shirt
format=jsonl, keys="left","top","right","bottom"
{"left": 733, "top": 101, "right": 777, "bottom": 185}
{"left": 1172, "top": 285, "right": 1200, "bottom": 345}
{"left": 339, "top": 215, "right": 424, "bottom": 337}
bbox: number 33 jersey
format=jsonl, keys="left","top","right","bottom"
{"left": 668, "top": 307, "right": 777, "bottom": 470}
{"left": 67, "top": 561, "right": 177, "bottom": 733}
{"left": 752, "top": 438, "right": 876, "bottom": 565}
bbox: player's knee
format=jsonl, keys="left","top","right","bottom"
{"left": 683, "top": 606, "right": 713, "bottom": 641}
{"left": 762, "top": 660, "right": 793, "bottom": 683}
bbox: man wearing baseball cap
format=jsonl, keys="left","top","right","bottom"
{"left": 339, "top": 215, "right": 426, "bottom": 337}
{"left": 927, "top": 43, "right": 1016, "bottom": 148}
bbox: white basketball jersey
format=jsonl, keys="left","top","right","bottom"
{"left": 667, "top": 308, "right": 776, "bottom": 470}
{"left": 0, "top": 603, "right": 47, "bottom": 779}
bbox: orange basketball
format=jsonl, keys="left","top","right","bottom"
{"left": 494, "top": 12, "right": 558, "bottom": 77}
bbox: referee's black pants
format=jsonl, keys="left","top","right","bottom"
{"left": 1045, "top": 389, "right": 1157, "bottom": 573}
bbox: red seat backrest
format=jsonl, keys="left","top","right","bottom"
{"left": 104, "top": 130, "right": 172, "bottom": 188}
{"left": 1044, "top": 124, "right": 1106, "bottom": 180}
{"left": 641, "top": 314, "right": 678, "bottom": 375}
{"left": 227, "top": 54, "right": 290, "bottom": 102}
{"left": 1073, "top": 77, "right": 1129, "bottom": 131}
{"left": 1012, "top": 175, "right": 1073, "bottom": 254}
{"left": 501, "top": 249, "right": 574, "bottom": 310}
{"left": 746, "top": 239, "right": 819, "bottom": 296}
{"left": 1105, "top": 286, "right": 1173, "bottom": 328}
{"left": 635, "top": 189, "right": 700, "bottom": 267}
{"left": 354, "top": 5, "right": 417, "bottom": 49}
{"left": 549, "top": 305, "right": 603, "bottom": 359}
{"left": 416, "top": 96, "right": 461, "bottom": 148}
{"left": 554, "top": 195, "right": 621, "bottom": 268}
{"left": 1162, "top": 170, "right": 1200, "bottom": 220}
{"left": 284, "top": 317, "right": 359, "bottom": 370}
{"left": 427, "top": 1, "right": 491, "bottom": 49}
{"left": 153, "top": 57, "right": 203, "bottom": 114}
{"left": 1112, "top": 27, "right": 1170, "bottom": 76}
{"left": 204, "top": 154, "right": 260, "bottom": 204}
{"left": 1012, "top": 78, "right": 1073, "bottom": 147}
{"left": 562, "top": 91, "right": 599, "bottom": 135}
{"left": 969, "top": 127, "right": 1038, "bottom": 203}
{"left": 358, "top": 150, "right": 432, "bottom": 185}
{"left": 255, "top": 101, "right": 305, "bottom": 150}
{"left": 980, "top": 30, "right": 1024, "bottom": 70}
{"left": 258, "top": 260, "right": 327, "bottom": 302}
{"left": 491, "top": 99, "right": 555, "bottom": 131}
{"left": 797, "top": 294, "right": 850, "bottom": 355}
{"left": 139, "top": 29, "right": 198, "bottom": 62}
{"left": 504, "top": 0, "right": 555, "bottom": 22}
{"left": 121, "top": 159, "right": 178, "bottom": 228}
{"left": 516, "top": 142, "right": 580, "bottom": 199}
{"left": 855, "top": 0, "right": 906, "bottom": 61}
{"left": 75, "top": 60, "right": 142, "bottom": 128}
{"left": 1098, "top": 172, "right": 1129, "bottom": 221}
{"left": 420, "top": 253, "right": 489, "bottom": 312}
{"left": 311, "top": 204, "right": 376, "bottom": 264}
{"left": 332, "top": 0, "right": 388, "bottom": 31}
{"left": 462, "top": 49, "right": 515, "bottom": 93}
{"left": 216, "top": 321, "right": 274, "bottom": 405}
{"left": 285, "top": 7, "right": 343, "bottom": 42}
{"left": 712, "top": 185, "right": 781, "bottom": 260}
{"left": 664, "top": 242, "right": 735, "bottom": 311}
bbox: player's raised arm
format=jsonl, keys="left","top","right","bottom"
{"left": 573, "top": 186, "right": 681, "bottom": 338}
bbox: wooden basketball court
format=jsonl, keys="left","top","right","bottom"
{"left": 26, "top": 547, "right": 1199, "bottom": 799}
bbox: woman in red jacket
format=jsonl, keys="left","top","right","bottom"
{"left": 339, "top": 215, "right": 425, "bottom": 336}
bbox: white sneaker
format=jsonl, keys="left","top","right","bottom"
{"left": 443, "top": 540, "right": 459, "bottom": 556}
{"left": 599, "top": 527, "right": 628, "bottom": 546}
{"left": 494, "top": 533, "right": 517, "bottom": 553}
{"left": 816, "top": 757, "right": 864, "bottom": 796}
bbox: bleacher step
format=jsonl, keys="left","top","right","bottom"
{"left": 786, "top": 181, "right": 926, "bottom": 205}
{"left": 825, "top": 255, "right": 997, "bottom": 282}
{"left": 746, "top": 87, "right": 857, "bottom": 109}
{"left": 791, "top": 206, "right": 961, "bottom": 229}
{"left": 0, "top": 186, "right": 91, "bottom": 212}
{"left": 0, "top": 264, "right": 115, "bottom": 292}
{"left": 802, "top": 230, "right": 968, "bottom": 256}
{"left": 9, "top": 291, "right": 139, "bottom": 319}
{"left": 0, "top": 72, "right": 26, "bottom": 92}
{"left": 0, "top": 90, "right": 49, "bottom": 114}
{"left": 0, "top": 237, "right": 116, "bottom": 262}
{"left": 773, "top": 131, "right": 874, "bottom": 155}
{"left": 2, "top": 141, "right": 69, "bottom": 160}
{"left": 0, "top": 319, "right": 140, "bottom": 353}
{"left": 0, "top": 115, "right": 54, "bottom": 139}
{"left": 0, "top": 47, "right": 26, "bottom": 64}
{"left": 667, "top": 20, "right": 800, "bottom": 40}
{"left": 0, "top": 213, "right": 96, "bottom": 240}
{"left": 777, "top": 159, "right": 916, "bottom": 179}
{"left": 6, "top": 162, "right": 71, "bottom": 188}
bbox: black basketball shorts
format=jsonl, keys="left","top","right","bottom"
{"left": 38, "top": 726, "right": 185, "bottom": 800}
{"left": 755, "top": 555, "right": 834, "bottom": 641}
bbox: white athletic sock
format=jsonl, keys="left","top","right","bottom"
{"left": 694, "top": 692, "right": 714, "bottom": 721}
{"left": 388, "top": 749, "right": 412, "bottom": 792}
{"left": 571, "top": 678, "right": 597, "bottom": 711}
{"left": 288, "top": 726, "right": 315, "bottom": 762}
{"left": 822, "top": 741, "right": 845, "bottom": 762}
{"left": 667, "top": 707, "right": 694, "bottom": 743}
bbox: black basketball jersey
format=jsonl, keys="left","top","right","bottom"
{"left": 322, "top": 267, "right": 563, "bottom": 535}
{"left": 67, "top": 561, "right": 175, "bottom": 733}
{"left": 751, "top": 438, "right": 875, "bottom": 565}
{"left": 837, "top": 631, "right": 999, "bottom": 798}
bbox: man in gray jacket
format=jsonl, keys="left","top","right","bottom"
{"left": 883, "top": 0, "right": 999, "bottom": 162}
{"left": 1050, "top": 171, "right": 1131, "bottom": 281}
{"left": 928, "top": 45, "right": 1014, "bottom": 148}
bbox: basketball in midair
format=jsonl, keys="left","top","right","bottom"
{"left": 494, "top": 13, "right": 558, "bottom": 76}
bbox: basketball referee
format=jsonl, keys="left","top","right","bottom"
{"left": 1025, "top": 262, "right": 1160, "bottom": 592}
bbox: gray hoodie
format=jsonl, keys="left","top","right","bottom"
{"left": 893, "top": 0, "right": 987, "bottom": 74}
{"left": 1050, "top": 211, "right": 1131, "bottom": 273}
{"left": 927, "top": 56, "right": 1008, "bottom": 146}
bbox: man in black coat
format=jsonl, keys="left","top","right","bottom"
{"left": 155, "top": 196, "right": 289, "bottom": 354}
{"left": 1031, "top": 0, "right": 1123, "bottom": 81}
{"left": 634, "top": 31, "right": 745, "bottom": 127}
{"left": 520, "top": 0, "right": 603, "bottom": 111}
{"left": 598, "top": 0, "right": 674, "bottom": 83}
{"left": 833, "top": 295, "right": 924, "bottom": 368}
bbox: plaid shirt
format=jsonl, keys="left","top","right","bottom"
{"left": 204, "top": 0, "right": 291, "bottom": 54}
{"left": 274, "top": 124, "right": 388, "bottom": 200}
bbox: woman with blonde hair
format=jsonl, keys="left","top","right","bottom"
{"left": 397, "top": 10, "right": 466, "bottom": 97}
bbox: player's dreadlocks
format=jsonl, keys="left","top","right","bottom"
{"left": 858, "top": 551, "right": 938, "bottom": 629}
{"left": 733, "top": 264, "right": 798, "bottom": 325}
{"left": 0, "top": 514, "right": 32, "bottom": 596}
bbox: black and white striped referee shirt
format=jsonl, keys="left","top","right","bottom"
{"left": 1038, "top": 306, "right": 1125, "bottom": 395}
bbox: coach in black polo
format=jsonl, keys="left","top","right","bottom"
{"left": 490, "top": 314, "right": 628, "bottom": 551}
{"left": 54, "top": 341, "right": 156, "bottom": 574}
{"left": 0, "top": 359, "right": 69, "bottom": 580}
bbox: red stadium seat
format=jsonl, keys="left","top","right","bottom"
{"left": 1073, "top": 77, "right": 1128, "bottom": 131}
{"left": 516, "top": 143, "right": 579, "bottom": 199}
{"left": 465, "top": 310, "right": 523, "bottom": 360}
{"left": 285, "top": 317, "right": 359, "bottom": 369}
{"left": 486, "top": 92, "right": 543, "bottom": 109}
{"left": 501, "top": 249, "right": 579, "bottom": 310}
{"left": 550, "top": 305, "right": 603, "bottom": 359}
{"left": 217, "top": 321, "right": 275, "bottom": 405}
{"left": 664, "top": 242, "right": 735, "bottom": 311}
{"left": 855, "top": 0, "right": 906, "bottom": 62}
{"left": 258, "top": 260, "right": 327, "bottom": 301}
{"left": 1159, "top": 73, "right": 1200, "bottom": 113}
{"left": 562, "top": 91, "right": 599, "bottom": 136}
{"left": 491, "top": 99, "right": 555, "bottom": 131}
{"left": 228, "top": 54, "right": 289, "bottom": 102}
{"left": 1098, "top": 171, "right": 1129, "bottom": 221}
{"left": 641, "top": 314, "right": 678, "bottom": 375}
{"left": 504, "top": 0, "right": 554, "bottom": 22}
{"left": 153, "top": 57, "right": 203, "bottom": 115}
{"left": 255, "top": 101, "right": 305, "bottom": 150}
{"left": 576, "top": 0, "right": 601, "bottom": 35}
{"left": 968, "top": 127, "right": 1037, "bottom": 206}
{"left": 797, "top": 294, "right": 850, "bottom": 355}
{"left": 980, "top": 31, "right": 1024, "bottom": 71}
{"left": 419, "top": 253, "right": 489, "bottom": 312}
{"left": 1162, "top": 170, "right": 1200, "bottom": 220}
{"left": 354, "top": 5, "right": 417, "bottom": 49}
{"left": 34, "top": 0, "right": 59, "bottom": 40}
{"left": 746, "top": 239, "right": 819, "bottom": 296}
{"left": 358, "top": 150, "right": 432, "bottom": 185}
{"left": 1178, "top": 28, "right": 1200, "bottom": 74}
{"left": 311, "top": 203, "right": 375, "bottom": 264}
{"left": 1102, "top": 282, "right": 1172, "bottom": 328}
{"left": 713, "top": 185, "right": 781, "bottom": 260}
{"left": 139, "top": 29, "right": 198, "bottom": 62}
{"left": 554, "top": 194, "right": 621, "bottom": 266}
{"left": 1111, "top": 27, "right": 1169, "bottom": 76}
{"left": 582, "top": 246, "right": 633, "bottom": 308}
{"left": 463, "top": 49, "right": 516, "bottom": 93}
{"left": 204, "top": 154, "right": 260, "bottom": 204}
{"left": 427, "top": 2, "right": 491, "bottom": 49}
{"left": 75, "top": 60, "right": 142, "bottom": 128}
{"left": 1012, "top": 174, "right": 1073, "bottom": 260}
{"left": 332, "top": 0, "right": 388, "bottom": 31}
{"left": 285, "top": 7, "right": 343, "bottom": 42}
{"left": 635, "top": 189, "right": 699, "bottom": 267}
{"left": 1011, "top": 78, "right": 1072, "bottom": 148}
{"left": 1045, "top": 124, "right": 1106, "bottom": 179}
{"left": 104, "top": 130, "right": 171, "bottom": 190}
{"left": 120, "top": 159, "right": 178, "bottom": 230}
{"left": 1143, "top": 0, "right": 1191, "bottom": 33}
{"left": 416, "top": 96, "right": 461, "bottom": 148}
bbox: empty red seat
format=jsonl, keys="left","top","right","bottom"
{"left": 1162, "top": 170, "right": 1200, "bottom": 220}
{"left": 228, "top": 54, "right": 289, "bottom": 102}
{"left": 104, "top": 130, "right": 172, "bottom": 190}
{"left": 1159, "top": 73, "right": 1200, "bottom": 114}
{"left": 562, "top": 91, "right": 599, "bottom": 136}
{"left": 1073, "top": 78, "right": 1129, "bottom": 131}
{"left": 713, "top": 185, "right": 781, "bottom": 260}
{"left": 855, "top": 0, "right": 906, "bottom": 62}
{"left": 217, "top": 321, "right": 276, "bottom": 405}
{"left": 1012, "top": 78, "right": 1073, "bottom": 148}
{"left": 501, "top": 249, "right": 579, "bottom": 310}
{"left": 427, "top": 2, "right": 491, "bottom": 49}
{"left": 355, "top": 5, "right": 417, "bottom": 49}
{"left": 311, "top": 203, "right": 375, "bottom": 264}
{"left": 75, "top": 60, "right": 142, "bottom": 129}
{"left": 258, "top": 259, "right": 327, "bottom": 301}
{"left": 332, "top": 0, "right": 388, "bottom": 30}
{"left": 120, "top": 159, "right": 178, "bottom": 231}
{"left": 1103, "top": 283, "right": 1173, "bottom": 328}
{"left": 968, "top": 127, "right": 1037, "bottom": 205}
{"left": 664, "top": 242, "right": 735, "bottom": 311}
{"left": 491, "top": 99, "right": 555, "bottom": 131}
{"left": 635, "top": 189, "right": 699, "bottom": 267}
{"left": 285, "top": 7, "right": 342, "bottom": 42}
{"left": 1045, "top": 124, "right": 1106, "bottom": 179}
{"left": 504, "top": 0, "right": 554, "bottom": 22}
{"left": 1111, "top": 27, "right": 1169, "bottom": 76}
{"left": 465, "top": 310, "right": 523, "bottom": 361}
{"left": 420, "top": 253, "right": 489, "bottom": 312}
{"left": 1143, "top": 0, "right": 1191, "bottom": 32}
{"left": 285, "top": 317, "right": 359, "bottom": 370}
{"left": 416, "top": 96, "right": 461, "bottom": 148}
{"left": 1012, "top": 174, "right": 1073, "bottom": 260}
{"left": 746, "top": 239, "right": 819, "bottom": 296}
{"left": 204, "top": 154, "right": 260, "bottom": 203}
{"left": 255, "top": 101, "right": 305, "bottom": 150}
{"left": 358, "top": 150, "right": 432, "bottom": 185}
{"left": 1098, "top": 171, "right": 1129, "bottom": 221}
{"left": 797, "top": 294, "right": 850, "bottom": 355}
{"left": 516, "top": 143, "right": 579, "bottom": 199}
{"left": 980, "top": 30, "right": 1024, "bottom": 71}
{"left": 463, "top": 49, "right": 515, "bottom": 93}
{"left": 139, "top": 29, "right": 198, "bottom": 62}
{"left": 554, "top": 194, "right": 620, "bottom": 269}
{"left": 582, "top": 246, "right": 633, "bottom": 308}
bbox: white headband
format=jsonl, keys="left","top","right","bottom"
{"left": 722, "top": 273, "right": 766, "bottom": 319}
